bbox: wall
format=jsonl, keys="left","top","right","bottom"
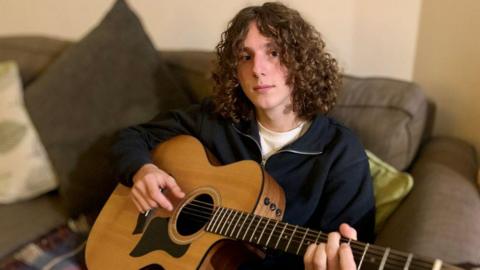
{"left": 413, "top": 0, "right": 480, "bottom": 158}
{"left": 0, "top": 0, "right": 421, "bottom": 80}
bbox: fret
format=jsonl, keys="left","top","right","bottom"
{"left": 212, "top": 208, "right": 227, "bottom": 233}
{"left": 249, "top": 216, "right": 264, "bottom": 242}
{"left": 296, "top": 228, "right": 309, "bottom": 255}
{"left": 257, "top": 218, "right": 271, "bottom": 245}
{"left": 432, "top": 259, "right": 443, "bottom": 270}
{"left": 235, "top": 213, "right": 250, "bottom": 239}
{"left": 206, "top": 207, "right": 221, "bottom": 232}
{"left": 379, "top": 247, "right": 390, "bottom": 270}
{"left": 357, "top": 243, "right": 369, "bottom": 270}
{"left": 242, "top": 215, "right": 257, "bottom": 240}
{"left": 218, "top": 208, "right": 233, "bottom": 235}
{"left": 229, "top": 211, "right": 243, "bottom": 238}
{"left": 224, "top": 211, "right": 238, "bottom": 237}
{"left": 274, "top": 222, "right": 288, "bottom": 249}
{"left": 403, "top": 253, "right": 413, "bottom": 270}
{"left": 314, "top": 231, "right": 322, "bottom": 244}
{"left": 284, "top": 225, "right": 298, "bottom": 252}
{"left": 265, "top": 220, "right": 279, "bottom": 247}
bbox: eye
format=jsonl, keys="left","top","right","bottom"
{"left": 239, "top": 53, "right": 251, "bottom": 61}
{"left": 270, "top": 50, "right": 279, "bottom": 57}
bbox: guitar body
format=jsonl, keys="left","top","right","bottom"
{"left": 85, "top": 135, "right": 285, "bottom": 269}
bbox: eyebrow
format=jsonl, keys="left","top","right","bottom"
{"left": 240, "top": 42, "right": 278, "bottom": 52}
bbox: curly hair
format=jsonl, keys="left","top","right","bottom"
{"left": 212, "top": 2, "right": 341, "bottom": 123}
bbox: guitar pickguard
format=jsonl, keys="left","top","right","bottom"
{"left": 130, "top": 217, "right": 190, "bottom": 258}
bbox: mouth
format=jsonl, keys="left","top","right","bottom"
{"left": 253, "top": 84, "right": 275, "bottom": 91}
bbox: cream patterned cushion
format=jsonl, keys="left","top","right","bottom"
{"left": 0, "top": 61, "right": 57, "bottom": 203}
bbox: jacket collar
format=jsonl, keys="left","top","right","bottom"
{"left": 233, "top": 114, "right": 332, "bottom": 154}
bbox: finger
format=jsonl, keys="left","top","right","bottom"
{"left": 326, "top": 232, "right": 340, "bottom": 270}
{"left": 339, "top": 243, "right": 356, "bottom": 270}
{"left": 163, "top": 175, "right": 185, "bottom": 199}
{"left": 132, "top": 180, "right": 158, "bottom": 209}
{"left": 145, "top": 175, "right": 167, "bottom": 206}
{"left": 131, "top": 188, "right": 151, "bottom": 213}
{"left": 304, "top": 243, "right": 316, "bottom": 270}
{"left": 311, "top": 243, "right": 327, "bottom": 270}
{"left": 339, "top": 223, "right": 357, "bottom": 240}
{"left": 130, "top": 194, "right": 143, "bottom": 213}
{"left": 143, "top": 172, "right": 175, "bottom": 211}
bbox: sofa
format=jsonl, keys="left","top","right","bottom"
{"left": 1, "top": 0, "right": 479, "bottom": 267}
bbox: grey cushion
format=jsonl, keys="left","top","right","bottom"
{"left": 330, "top": 75, "right": 428, "bottom": 170}
{"left": 24, "top": 0, "right": 190, "bottom": 216}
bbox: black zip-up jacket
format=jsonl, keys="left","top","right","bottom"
{"left": 112, "top": 99, "right": 375, "bottom": 269}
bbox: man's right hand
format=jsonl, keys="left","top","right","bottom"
{"left": 131, "top": 163, "right": 185, "bottom": 213}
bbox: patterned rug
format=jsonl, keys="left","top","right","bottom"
{"left": 0, "top": 216, "right": 90, "bottom": 270}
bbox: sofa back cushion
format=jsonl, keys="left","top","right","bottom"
{"left": 330, "top": 76, "right": 428, "bottom": 170}
{"left": 0, "top": 37, "right": 71, "bottom": 86}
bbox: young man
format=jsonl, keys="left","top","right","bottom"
{"left": 112, "top": 2, "right": 375, "bottom": 269}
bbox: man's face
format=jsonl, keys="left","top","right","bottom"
{"left": 236, "top": 22, "right": 293, "bottom": 116}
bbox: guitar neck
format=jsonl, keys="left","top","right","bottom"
{"left": 204, "top": 206, "right": 459, "bottom": 270}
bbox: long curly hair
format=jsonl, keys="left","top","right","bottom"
{"left": 212, "top": 2, "right": 341, "bottom": 122}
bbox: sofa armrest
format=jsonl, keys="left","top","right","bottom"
{"left": 375, "top": 137, "right": 480, "bottom": 264}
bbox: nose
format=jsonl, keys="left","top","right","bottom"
{"left": 252, "top": 55, "right": 267, "bottom": 77}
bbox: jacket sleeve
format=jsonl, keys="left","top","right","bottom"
{"left": 111, "top": 102, "right": 206, "bottom": 187}
{"left": 318, "top": 142, "right": 376, "bottom": 243}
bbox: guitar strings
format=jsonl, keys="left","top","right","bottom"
{"left": 180, "top": 200, "right": 434, "bottom": 270}
{"left": 177, "top": 207, "right": 421, "bottom": 270}
{"left": 181, "top": 199, "right": 435, "bottom": 270}
{"left": 168, "top": 199, "right": 436, "bottom": 270}
{"left": 179, "top": 209, "right": 430, "bottom": 270}
{"left": 180, "top": 200, "right": 435, "bottom": 270}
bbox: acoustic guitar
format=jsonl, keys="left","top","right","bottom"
{"left": 85, "top": 135, "right": 462, "bottom": 270}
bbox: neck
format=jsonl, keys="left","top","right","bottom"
{"left": 256, "top": 109, "right": 302, "bottom": 132}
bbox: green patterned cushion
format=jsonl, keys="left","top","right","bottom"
{"left": 367, "top": 150, "right": 413, "bottom": 232}
{"left": 0, "top": 61, "right": 57, "bottom": 203}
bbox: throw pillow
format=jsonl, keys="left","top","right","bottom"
{"left": 367, "top": 150, "right": 413, "bottom": 233}
{"left": 0, "top": 61, "right": 57, "bottom": 203}
{"left": 24, "top": 0, "right": 190, "bottom": 216}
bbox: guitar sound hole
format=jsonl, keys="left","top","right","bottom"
{"left": 177, "top": 193, "right": 214, "bottom": 236}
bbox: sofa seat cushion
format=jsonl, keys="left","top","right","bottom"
{"left": 24, "top": 0, "right": 190, "bottom": 216}
{"left": 330, "top": 75, "right": 429, "bottom": 170}
{"left": 0, "top": 192, "right": 65, "bottom": 258}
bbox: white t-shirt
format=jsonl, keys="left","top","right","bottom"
{"left": 258, "top": 121, "right": 311, "bottom": 161}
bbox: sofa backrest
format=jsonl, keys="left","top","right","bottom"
{"left": 0, "top": 37, "right": 429, "bottom": 171}
{"left": 161, "top": 51, "right": 429, "bottom": 171}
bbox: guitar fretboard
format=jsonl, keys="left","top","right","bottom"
{"left": 202, "top": 206, "right": 457, "bottom": 270}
